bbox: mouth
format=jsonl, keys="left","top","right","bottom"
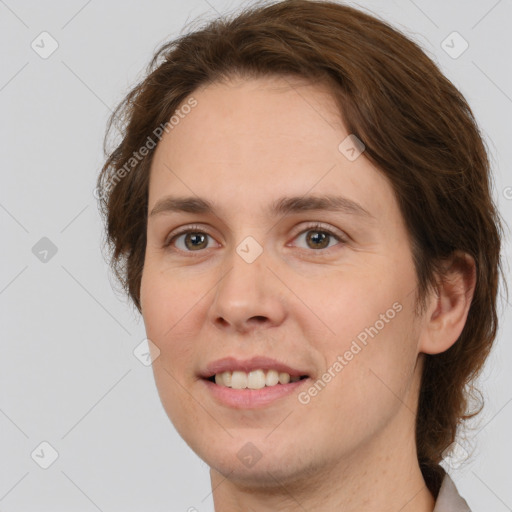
{"left": 199, "top": 356, "right": 311, "bottom": 408}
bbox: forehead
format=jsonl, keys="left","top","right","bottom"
{"left": 152, "top": 75, "right": 344, "bottom": 177}
{"left": 148, "top": 76, "right": 395, "bottom": 223}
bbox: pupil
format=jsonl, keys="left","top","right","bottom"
{"left": 186, "top": 232, "right": 207, "bottom": 250}
{"left": 307, "top": 231, "right": 329, "bottom": 249}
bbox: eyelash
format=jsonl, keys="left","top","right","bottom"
{"left": 163, "top": 223, "right": 346, "bottom": 254}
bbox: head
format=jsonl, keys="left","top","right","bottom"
{"left": 97, "top": 0, "right": 505, "bottom": 496}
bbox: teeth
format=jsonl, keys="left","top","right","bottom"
{"left": 265, "top": 369, "right": 279, "bottom": 386}
{"left": 212, "top": 369, "right": 304, "bottom": 389}
{"left": 221, "top": 371, "right": 231, "bottom": 387}
{"left": 214, "top": 371, "right": 233, "bottom": 387}
{"left": 247, "top": 369, "right": 266, "bottom": 389}
{"left": 231, "top": 371, "right": 247, "bottom": 389}
{"left": 278, "top": 372, "right": 290, "bottom": 384}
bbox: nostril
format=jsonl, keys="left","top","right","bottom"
{"left": 249, "top": 315, "right": 268, "bottom": 323}
{"left": 215, "top": 317, "right": 230, "bottom": 327}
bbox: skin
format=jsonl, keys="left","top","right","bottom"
{"left": 140, "top": 75, "right": 476, "bottom": 511}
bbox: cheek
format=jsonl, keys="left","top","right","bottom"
{"left": 141, "top": 268, "right": 205, "bottom": 429}
{"left": 140, "top": 270, "right": 193, "bottom": 382}
{"left": 296, "top": 265, "right": 406, "bottom": 343}
{"left": 141, "top": 262, "right": 204, "bottom": 340}
{"left": 302, "top": 264, "right": 419, "bottom": 391}
{"left": 301, "top": 302, "right": 419, "bottom": 446}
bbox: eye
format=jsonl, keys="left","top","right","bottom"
{"left": 164, "top": 226, "right": 217, "bottom": 252}
{"left": 163, "top": 223, "right": 345, "bottom": 254}
{"left": 291, "top": 223, "right": 345, "bottom": 251}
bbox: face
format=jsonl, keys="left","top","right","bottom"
{"left": 140, "top": 76, "right": 426, "bottom": 486}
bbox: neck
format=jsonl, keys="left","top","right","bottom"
{"left": 210, "top": 408, "right": 435, "bottom": 512}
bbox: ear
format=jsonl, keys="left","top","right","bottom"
{"left": 419, "top": 251, "right": 476, "bottom": 355}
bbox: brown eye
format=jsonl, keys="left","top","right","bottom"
{"left": 305, "top": 230, "right": 330, "bottom": 249}
{"left": 292, "top": 224, "right": 345, "bottom": 251}
{"left": 167, "top": 230, "right": 215, "bottom": 252}
{"left": 183, "top": 232, "right": 209, "bottom": 250}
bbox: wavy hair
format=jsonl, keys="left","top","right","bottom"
{"left": 96, "top": 0, "right": 506, "bottom": 495}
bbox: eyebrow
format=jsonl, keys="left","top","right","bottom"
{"left": 149, "top": 194, "right": 374, "bottom": 220}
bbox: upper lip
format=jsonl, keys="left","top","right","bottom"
{"left": 199, "top": 356, "right": 310, "bottom": 378}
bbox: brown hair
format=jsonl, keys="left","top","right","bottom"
{"left": 96, "top": 0, "right": 506, "bottom": 495}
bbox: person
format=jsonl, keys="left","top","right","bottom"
{"left": 96, "top": 1, "right": 505, "bottom": 510}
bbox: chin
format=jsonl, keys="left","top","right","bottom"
{"left": 198, "top": 438, "right": 322, "bottom": 488}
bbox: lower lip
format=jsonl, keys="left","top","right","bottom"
{"left": 202, "top": 378, "right": 310, "bottom": 408}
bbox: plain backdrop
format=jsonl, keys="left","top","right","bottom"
{"left": 1, "top": 0, "right": 511, "bottom": 510}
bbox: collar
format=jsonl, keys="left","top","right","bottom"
{"left": 433, "top": 474, "right": 472, "bottom": 511}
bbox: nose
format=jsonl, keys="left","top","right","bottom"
{"left": 207, "top": 247, "right": 287, "bottom": 334}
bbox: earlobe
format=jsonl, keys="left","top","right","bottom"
{"left": 419, "top": 251, "right": 476, "bottom": 355}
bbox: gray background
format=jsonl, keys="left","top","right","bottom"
{"left": 1, "top": 0, "right": 511, "bottom": 510}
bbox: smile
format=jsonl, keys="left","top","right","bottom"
{"left": 199, "top": 356, "right": 312, "bottom": 408}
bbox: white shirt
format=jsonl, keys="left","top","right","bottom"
{"left": 433, "top": 474, "right": 471, "bottom": 511}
